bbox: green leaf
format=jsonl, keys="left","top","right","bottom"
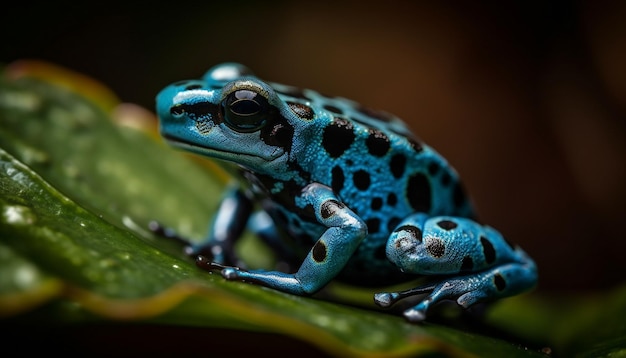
{"left": 1, "top": 61, "right": 623, "bottom": 356}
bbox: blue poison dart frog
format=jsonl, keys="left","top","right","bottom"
{"left": 155, "top": 63, "right": 537, "bottom": 322}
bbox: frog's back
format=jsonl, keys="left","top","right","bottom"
{"left": 271, "top": 82, "right": 474, "bottom": 218}
{"left": 270, "top": 83, "right": 475, "bottom": 284}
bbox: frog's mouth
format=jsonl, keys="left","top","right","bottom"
{"left": 162, "top": 133, "right": 285, "bottom": 164}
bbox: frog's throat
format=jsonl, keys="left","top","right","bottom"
{"left": 163, "top": 135, "right": 286, "bottom": 163}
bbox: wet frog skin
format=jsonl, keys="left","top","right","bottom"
{"left": 155, "top": 63, "right": 537, "bottom": 322}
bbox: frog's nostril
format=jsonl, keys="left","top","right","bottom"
{"left": 169, "top": 102, "right": 218, "bottom": 119}
{"left": 171, "top": 104, "right": 184, "bottom": 116}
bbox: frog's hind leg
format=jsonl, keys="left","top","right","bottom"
{"left": 375, "top": 213, "right": 537, "bottom": 322}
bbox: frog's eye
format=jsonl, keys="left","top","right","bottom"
{"left": 221, "top": 89, "right": 269, "bottom": 133}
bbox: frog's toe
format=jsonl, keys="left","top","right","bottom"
{"left": 456, "top": 290, "right": 488, "bottom": 309}
{"left": 374, "top": 292, "right": 400, "bottom": 308}
{"left": 403, "top": 308, "right": 427, "bottom": 323}
{"left": 195, "top": 255, "right": 229, "bottom": 271}
{"left": 221, "top": 267, "right": 241, "bottom": 280}
{"left": 374, "top": 283, "right": 436, "bottom": 309}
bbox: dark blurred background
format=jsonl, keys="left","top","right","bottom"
{"left": 2, "top": 1, "right": 625, "bottom": 294}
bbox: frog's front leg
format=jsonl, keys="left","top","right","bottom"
{"left": 374, "top": 214, "right": 537, "bottom": 322}
{"left": 219, "top": 183, "right": 367, "bottom": 295}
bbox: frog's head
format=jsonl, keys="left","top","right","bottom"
{"left": 156, "top": 63, "right": 304, "bottom": 176}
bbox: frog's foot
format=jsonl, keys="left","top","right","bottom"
{"left": 190, "top": 249, "right": 246, "bottom": 271}
{"left": 217, "top": 266, "right": 309, "bottom": 294}
{"left": 375, "top": 276, "right": 486, "bottom": 322}
{"left": 376, "top": 262, "right": 536, "bottom": 322}
{"left": 378, "top": 213, "right": 537, "bottom": 322}
{"left": 192, "top": 258, "right": 307, "bottom": 294}
{"left": 374, "top": 284, "right": 436, "bottom": 309}
{"left": 195, "top": 255, "right": 235, "bottom": 271}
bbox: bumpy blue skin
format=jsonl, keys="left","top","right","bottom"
{"left": 155, "top": 63, "right": 537, "bottom": 322}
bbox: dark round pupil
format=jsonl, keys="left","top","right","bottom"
{"left": 230, "top": 97, "right": 261, "bottom": 117}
